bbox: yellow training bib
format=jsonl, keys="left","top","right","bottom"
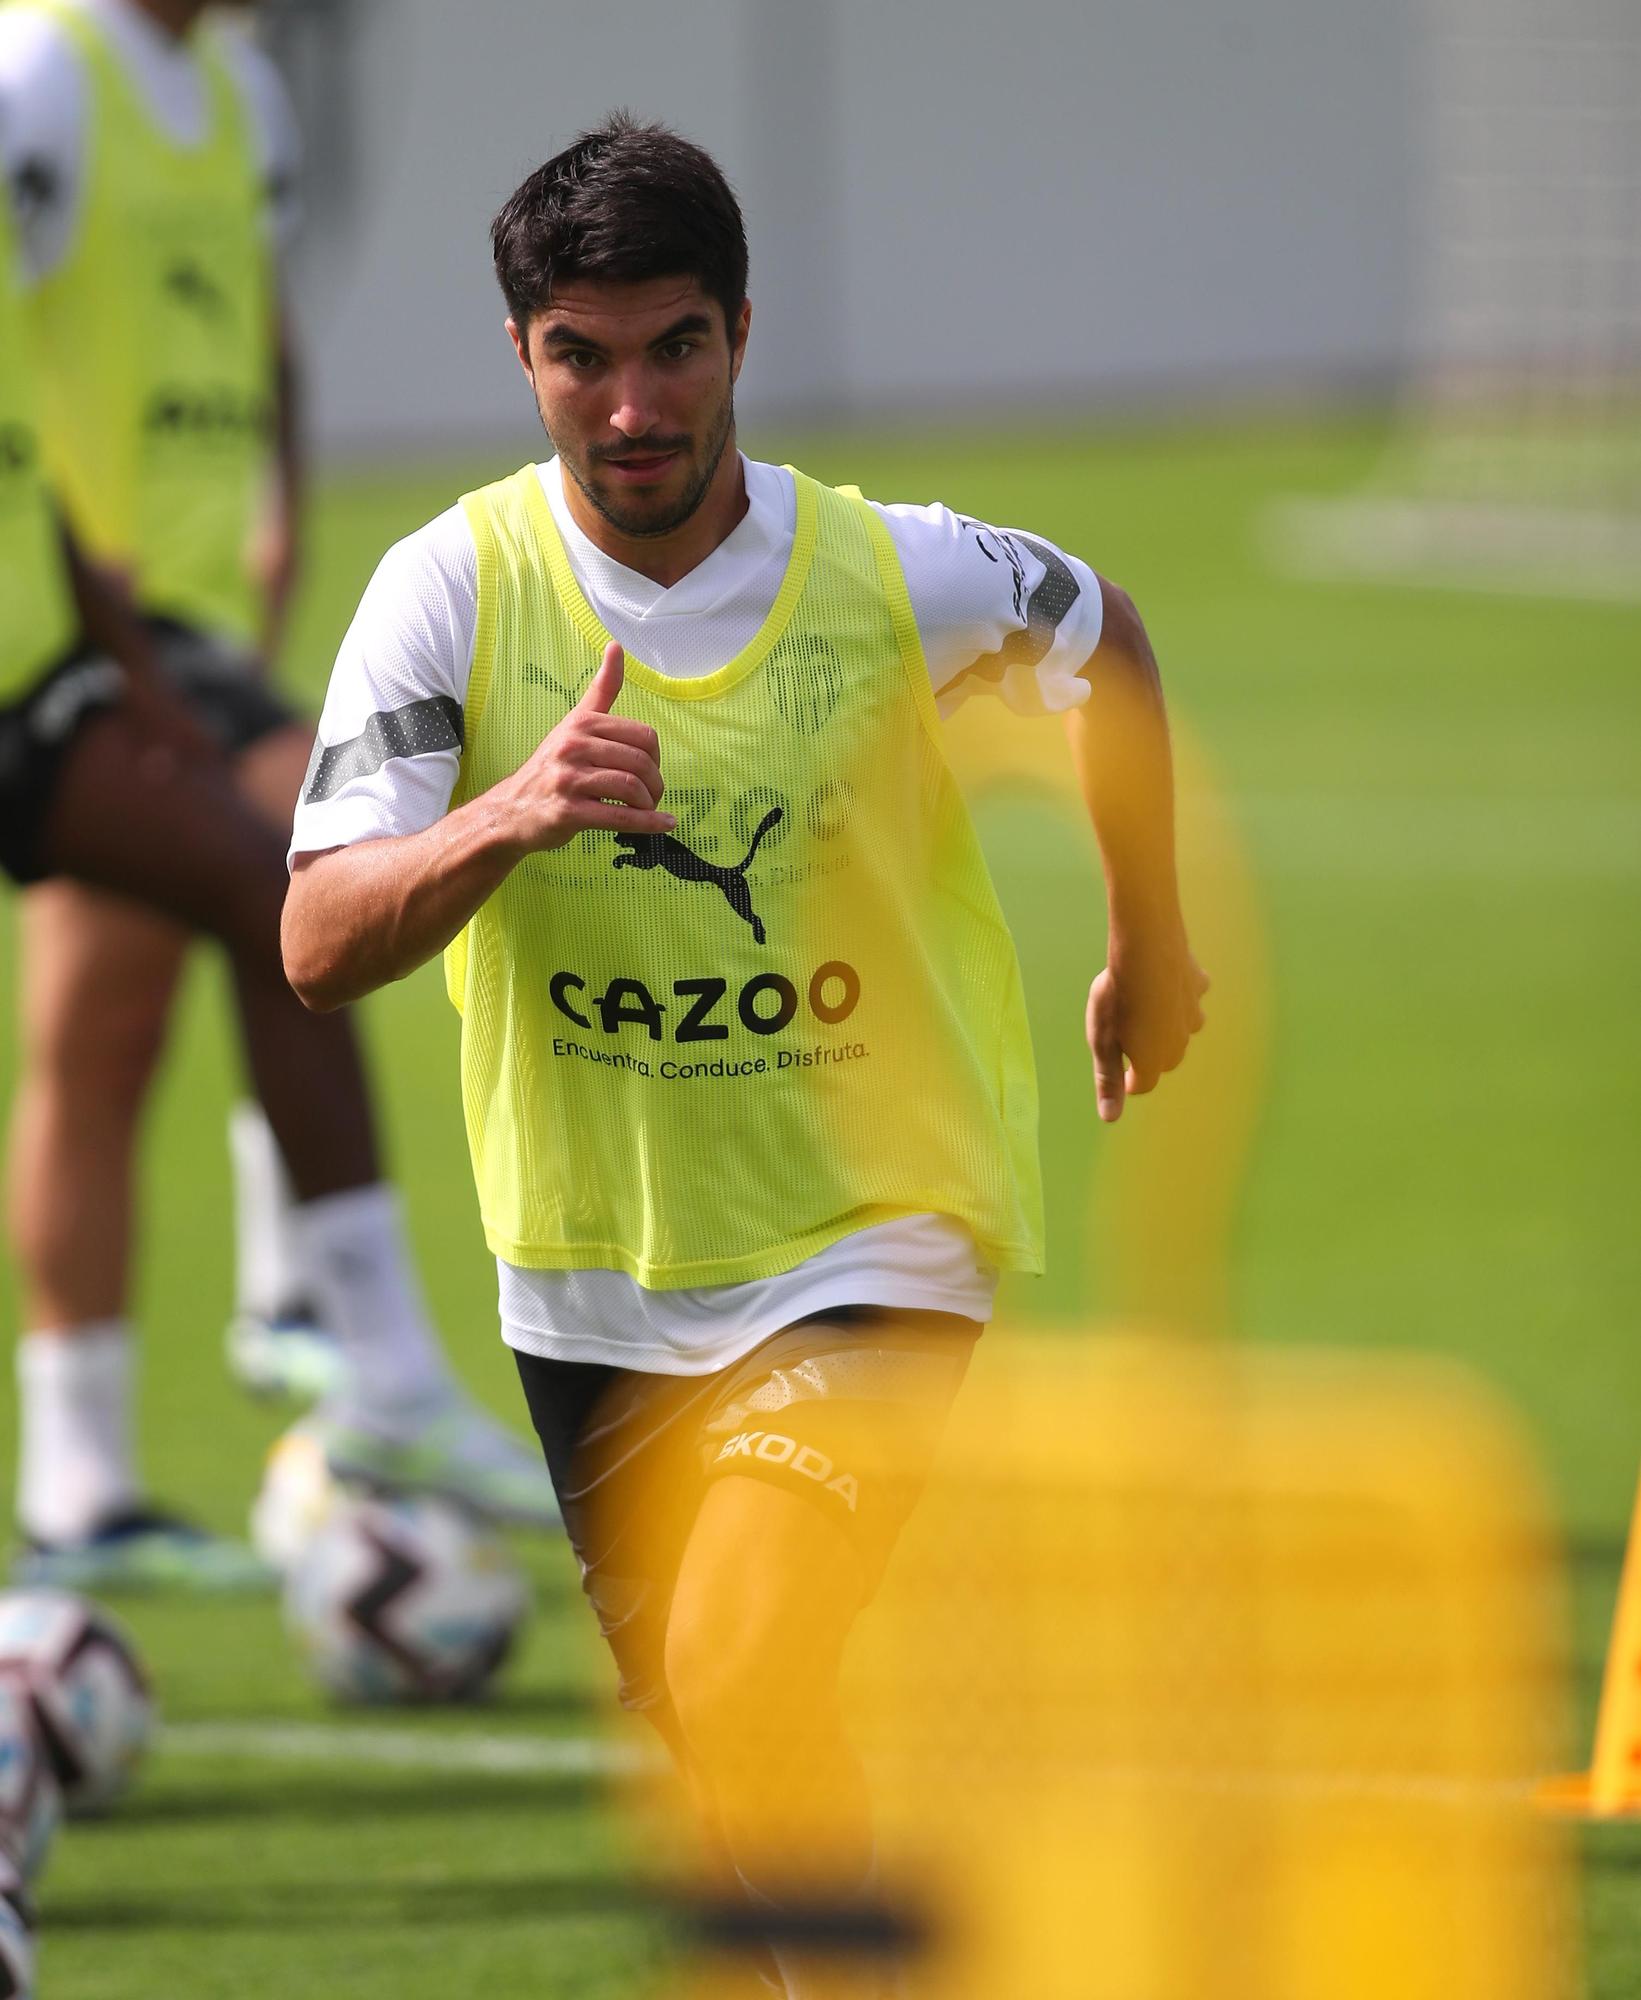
{"left": 22, "top": 1, "right": 272, "bottom": 644}
{"left": 0, "top": 178, "right": 76, "bottom": 697}
{"left": 447, "top": 466, "right": 1043, "bottom": 1289}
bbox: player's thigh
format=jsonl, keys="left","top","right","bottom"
{"left": 15, "top": 878, "right": 188, "bottom": 1090}
{"left": 664, "top": 1309, "right": 980, "bottom": 1720}
{"left": 233, "top": 717, "right": 314, "bottom": 833}
{"left": 154, "top": 625, "right": 312, "bottom": 834}
{"left": 666, "top": 1472, "right": 868, "bottom": 1720}
{"left": 35, "top": 711, "right": 293, "bottom": 969}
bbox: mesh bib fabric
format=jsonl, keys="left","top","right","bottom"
{"left": 0, "top": 182, "right": 75, "bottom": 696}
{"left": 23, "top": 1, "right": 272, "bottom": 644}
{"left": 446, "top": 465, "right": 1043, "bottom": 1289}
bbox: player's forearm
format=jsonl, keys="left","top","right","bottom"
{"left": 282, "top": 794, "right": 528, "bottom": 1011}
{"left": 1063, "top": 580, "right": 1186, "bottom": 947}
{"left": 285, "top": 642, "right": 671, "bottom": 1008}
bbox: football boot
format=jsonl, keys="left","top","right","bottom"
{"left": 11, "top": 1507, "right": 275, "bottom": 1596}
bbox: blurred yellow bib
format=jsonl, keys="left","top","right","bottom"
{"left": 23, "top": 0, "right": 272, "bottom": 644}
{"left": 446, "top": 465, "right": 1043, "bottom": 1288}
{"left": 0, "top": 181, "right": 75, "bottom": 695}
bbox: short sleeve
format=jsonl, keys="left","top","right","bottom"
{"left": 288, "top": 507, "right": 479, "bottom": 866}
{"left": 871, "top": 499, "right": 1104, "bottom": 719}
{"left": 0, "top": 7, "right": 85, "bottom": 285}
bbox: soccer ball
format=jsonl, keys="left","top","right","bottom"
{"left": 283, "top": 1493, "right": 527, "bottom": 1703}
{"left": 0, "top": 1679, "right": 59, "bottom": 1885}
{"left": 0, "top": 1591, "right": 152, "bottom": 1816}
{"left": 250, "top": 1418, "right": 346, "bottom": 1573}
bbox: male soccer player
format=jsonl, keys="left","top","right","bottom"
{"left": 0, "top": 152, "right": 417, "bottom": 1998}
{"left": 0, "top": 0, "right": 557, "bottom": 1587}
{"left": 283, "top": 116, "right": 1205, "bottom": 1997}
{"left": 0, "top": 127, "right": 466, "bottom": 1593}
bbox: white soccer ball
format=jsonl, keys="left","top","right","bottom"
{"left": 0, "top": 1591, "right": 153, "bottom": 1816}
{"left": 250, "top": 1418, "right": 346, "bottom": 1573}
{"left": 283, "top": 1493, "right": 528, "bottom": 1703}
{"left": 0, "top": 1679, "right": 60, "bottom": 1886}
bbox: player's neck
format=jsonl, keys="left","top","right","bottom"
{"left": 563, "top": 442, "right": 749, "bottom": 591}
{"left": 124, "top": 0, "right": 208, "bottom": 42}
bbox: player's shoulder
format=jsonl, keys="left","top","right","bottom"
{"left": 326, "top": 502, "right": 484, "bottom": 716}
{"left": 0, "top": 3, "right": 81, "bottom": 94}
{"left": 0, "top": 3, "right": 76, "bottom": 63}
{"left": 864, "top": 490, "right": 1097, "bottom": 621}
{"left": 859, "top": 489, "right": 1071, "bottom": 566}
{"left": 0, "top": 6, "right": 84, "bottom": 238}
{"left": 833, "top": 485, "right": 1104, "bottom": 707}
{"left": 362, "top": 502, "right": 480, "bottom": 615}
{"left": 786, "top": 466, "right": 1001, "bottom": 566}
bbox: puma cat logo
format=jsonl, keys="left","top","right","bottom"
{"left": 612, "top": 806, "right": 784, "bottom": 945}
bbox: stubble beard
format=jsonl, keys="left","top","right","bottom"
{"left": 554, "top": 387, "right": 736, "bottom": 541}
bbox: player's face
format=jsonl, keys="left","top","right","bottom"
{"left": 509, "top": 277, "right": 750, "bottom": 541}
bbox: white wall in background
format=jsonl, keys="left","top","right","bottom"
{"left": 283, "top": 0, "right": 1417, "bottom": 455}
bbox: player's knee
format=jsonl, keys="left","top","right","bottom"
{"left": 29, "top": 981, "right": 174, "bottom": 1109}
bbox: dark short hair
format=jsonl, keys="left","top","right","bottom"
{"left": 492, "top": 113, "right": 748, "bottom": 336}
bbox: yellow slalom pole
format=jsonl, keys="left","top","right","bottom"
{"left": 1542, "top": 1471, "right": 1641, "bottom": 1816}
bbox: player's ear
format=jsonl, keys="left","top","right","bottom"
{"left": 505, "top": 317, "right": 535, "bottom": 384}
{"left": 729, "top": 298, "right": 751, "bottom": 383}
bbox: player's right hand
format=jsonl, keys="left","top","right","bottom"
{"left": 1086, "top": 933, "right": 1209, "bottom": 1124}
{"left": 498, "top": 641, "right": 674, "bottom": 853}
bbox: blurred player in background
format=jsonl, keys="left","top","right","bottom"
{"left": 282, "top": 116, "right": 1205, "bottom": 1997}
{"left": 0, "top": 144, "right": 429, "bottom": 1998}
{"left": 0, "top": 0, "right": 558, "bottom": 1590}
{"left": 0, "top": 121, "right": 501, "bottom": 1582}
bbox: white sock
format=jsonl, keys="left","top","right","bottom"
{"left": 15, "top": 1322, "right": 141, "bottom": 1545}
{"left": 291, "top": 1184, "right": 452, "bottom": 1423}
{"left": 228, "top": 1101, "right": 307, "bottom": 1320}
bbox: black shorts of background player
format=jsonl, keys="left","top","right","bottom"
{"left": 0, "top": 622, "right": 296, "bottom": 886}
{"left": 0, "top": 614, "right": 384, "bottom": 1303}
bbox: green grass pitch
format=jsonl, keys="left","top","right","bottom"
{"left": 2, "top": 414, "right": 1638, "bottom": 1994}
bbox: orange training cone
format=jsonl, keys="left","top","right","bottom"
{"left": 1542, "top": 1471, "right": 1641, "bottom": 1816}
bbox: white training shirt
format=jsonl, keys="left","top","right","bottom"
{"left": 0, "top": 0, "right": 299, "bottom": 285}
{"left": 292, "top": 455, "right": 1104, "bottom": 1374}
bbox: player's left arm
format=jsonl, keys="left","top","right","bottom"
{"left": 877, "top": 498, "right": 1205, "bottom": 1122}
{"left": 1067, "top": 581, "right": 1207, "bottom": 1123}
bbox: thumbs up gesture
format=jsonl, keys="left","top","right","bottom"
{"left": 575, "top": 640, "right": 629, "bottom": 720}
{"left": 499, "top": 642, "right": 674, "bottom": 853}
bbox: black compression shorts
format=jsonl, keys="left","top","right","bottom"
{"left": 0, "top": 619, "right": 299, "bottom": 884}
{"left": 0, "top": 646, "right": 126, "bottom": 883}
{"left": 513, "top": 1307, "right": 979, "bottom": 1724}
{"left": 143, "top": 617, "right": 298, "bottom": 758}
